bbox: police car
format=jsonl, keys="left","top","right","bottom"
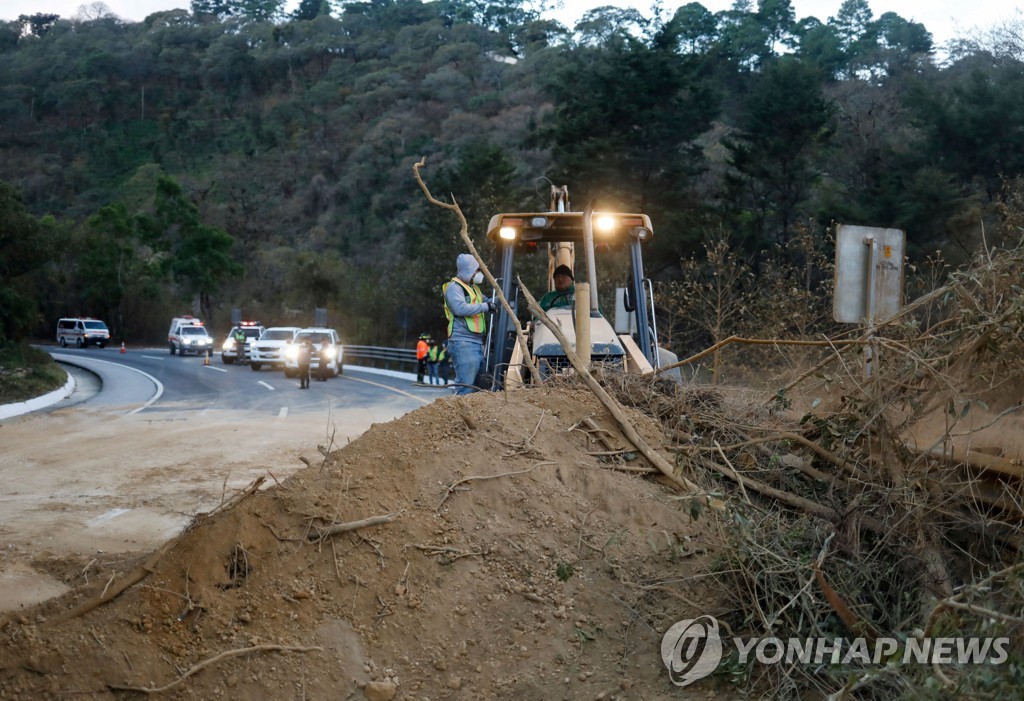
{"left": 221, "top": 321, "right": 266, "bottom": 365}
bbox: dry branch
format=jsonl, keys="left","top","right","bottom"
{"left": 437, "top": 461, "right": 556, "bottom": 509}
{"left": 412, "top": 158, "right": 540, "bottom": 381}
{"left": 518, "top": 277, "right": 714, "bottom": 500}
{"left": 108, "top": 644, "right": 322, "bottom": 694}
{"left": 309, "top": 512, "right": 400, "bottom": 540}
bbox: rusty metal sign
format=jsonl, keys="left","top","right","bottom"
{"left": 833, "top": 225, "right": 905, "bottom": 324}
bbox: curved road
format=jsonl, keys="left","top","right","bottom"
{"left": 46, "top": 346, "right": 444, "bottom": 418}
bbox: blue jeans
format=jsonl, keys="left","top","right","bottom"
{"left": 447, "top": 338, "right": 483, "bottom": 395}
{"left": 427, "top": 362, "right": 440, "bottom": 385}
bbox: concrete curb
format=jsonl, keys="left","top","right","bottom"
{"left": 0, "top": 368, "right": 75, "bottom": 421}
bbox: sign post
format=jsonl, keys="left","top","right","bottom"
{"left": 833, "top": 225, "right": 906, "bottom": 378}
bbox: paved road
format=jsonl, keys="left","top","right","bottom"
{"left": 43, "top": 346, "right": 447, "bottom": 418}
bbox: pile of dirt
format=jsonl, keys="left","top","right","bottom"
{"left": 0, "top": 388, "right": 726, "bottom": 700}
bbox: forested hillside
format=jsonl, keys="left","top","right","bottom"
{"left": 1, "top": 0, "right": 1022, "bottom": 350}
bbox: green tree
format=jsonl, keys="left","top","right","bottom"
{"left": 0, "top": 182, "right": 56, "bottom": 343}
{"left": 725, "top": 57, "right": 834, "bottom": 243}
{"left": 148, "top": 176, "right": 242, "bottom": 322}
{"left": 546, "top": 18, "right": 717, "bottom": 247}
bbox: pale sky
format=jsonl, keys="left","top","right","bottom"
{"left": 0, "top": 0, "right": 1019, "bottom": 47}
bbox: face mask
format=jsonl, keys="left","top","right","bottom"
{"left": 472, "top": 271, "right": 484, "bottom": 285}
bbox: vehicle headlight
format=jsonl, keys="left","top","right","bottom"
{"left": 285, "top": 346, "right": 298, "bottom": 361}
{"left": 324, "top": 347, "right": 336, "bottom": 359}
{"left": 184, "top": 338, "right": 193, "bottom": 344}
{"left": 223, "top": 339, "right": 235, "bottom": 350}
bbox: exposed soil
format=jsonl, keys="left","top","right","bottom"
{"left": 0, "top": 388, "right": 731, "bottom": 700}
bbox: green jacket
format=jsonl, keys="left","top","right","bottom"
{"left": 539, "top": 284, "right": 576, "bottom": 311}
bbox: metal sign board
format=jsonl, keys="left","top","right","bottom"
{"left": 833, "top": 225, "right": 905, "bottom": 324}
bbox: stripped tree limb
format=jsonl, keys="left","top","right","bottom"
{"left": 309, "top": 512, "right": 400, "bottom": 540}
{"left": 412, "top": 158, "right": 540, "bottom": 382}
{"left": 109, "top": 644, "right": 322, "bottom": 694}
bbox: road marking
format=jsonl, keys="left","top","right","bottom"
{"left": 205, "top": 365, "right": 228, "bottom": 373}
{"left": 343, "top": 375, "right": 431, "bottom": 404}
{"left": 259, "top": 381, "right": 275, "bottom": 391}
{"left": 277, "top": 407, "right": 288, "bottom": 421}
{"left": 51, "top": 353, "right": 165, "bottom": 415}
{"left": 141, "top": 355, "right": 164, "bottom": 360}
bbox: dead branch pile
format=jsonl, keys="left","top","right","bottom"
{"left": 592, "top": 236, "right": 1024, "bottom": 698}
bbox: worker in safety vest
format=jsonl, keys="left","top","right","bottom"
{"left": 443, "top": 253, "right": 495, "bottom": 395}
{"left": 438, "top": 342, "right": 452, "bottom": 385}
{"left": 415, "top": 332, "right": 431, "bottom": 384}
{"left": 427, "top": 339, "right": 442, "bottom": 385}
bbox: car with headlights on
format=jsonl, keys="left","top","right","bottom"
{"left": 283, "top": 327, "right": 343, "bottom": 378}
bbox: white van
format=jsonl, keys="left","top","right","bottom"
{"left": 56, "top": 317, "right": 110, "bottom": 348}
{"left": 168, "top": 316, "right": 214, "bottom": 356}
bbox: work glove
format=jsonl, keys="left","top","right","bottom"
{"left": 487, "top": 301, "right": 497, "bottom": 313}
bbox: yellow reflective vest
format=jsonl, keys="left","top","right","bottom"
{"left": 443, "top": 277, "right": 486, "bottom": 336}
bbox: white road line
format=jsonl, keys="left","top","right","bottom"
{"left": 205, "top": 365, "right": 228, "bottom": 373}
{"left": 51, "top": 353, "right": 165, "bottom": 415}
{"left": 141, "top": 355, "right": 164, "bottom": 360}
{"left": 277, "top": 407, "right": 288, "bottom": 421}
{"left": 342, "top": 375, "right": 431, "bottom": 404}
{"left": 259, "top": 381, "right": 275, "bottom": 391}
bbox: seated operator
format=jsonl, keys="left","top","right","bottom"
{"left": 538, "top": 264, "right": 576, "bottom": 312}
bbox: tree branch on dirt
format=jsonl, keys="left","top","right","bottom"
{"left": 108, "top": 644, "right": 322, "bottom": 694}
{"left": 309, "top": 512, "right": 401, "bottom": 541}
{"left": 437, "top": 461, "right": 556, "bottom": 510}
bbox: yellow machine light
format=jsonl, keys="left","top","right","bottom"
{"left": 595, "top": 215, "right": 616, "bottom": 233}
{"left": 499, "top": 226, "right": 517, "bottom": 240}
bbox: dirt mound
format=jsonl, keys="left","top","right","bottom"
{"left": 0, "top": 388, "right": 723, "bottom": 700}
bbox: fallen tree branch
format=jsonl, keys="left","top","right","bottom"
{"left": 108, "top": 644, "right": 322, "bottom": 694}
{"left": 518, "top": 277, "right": 716, "bottom": 502}
{"left": 413, "top": 157, "right": 540, "bottom": 382}
{"left": 309, "top": 512, "right": 400, "bottom": 540}
{"left": 437, "top": 461, "right": 556, "bottom": 510}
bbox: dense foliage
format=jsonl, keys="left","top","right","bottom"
{"left": 0, "top": 0, "right": 1021, "bottom": 349}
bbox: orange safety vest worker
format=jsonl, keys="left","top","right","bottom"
{"left": 443, "top": 277, "right": 487, "bottom": 337}
{"left": 416, "top": 338, "right": 429, "bottom": 360}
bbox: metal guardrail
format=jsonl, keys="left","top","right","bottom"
{"left": 344, "top": 345, "right": 418, "bottom": 372}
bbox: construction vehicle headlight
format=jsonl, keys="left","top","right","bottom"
{"left": 530, "top": 217, "right": 548, "bottom": 228}
{"left": 630, "top": 226, "right": 652, "bottom": 241}
{"left": 595, "top": 215, "right": 616, "bottom": 233}
{"left": 499, "top": 226, "right": 517, "bottom": 240}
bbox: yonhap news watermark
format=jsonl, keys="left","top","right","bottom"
{"left": 661, "top": 615, "right": 1011, "bottom": 687}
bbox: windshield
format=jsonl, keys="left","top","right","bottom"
{"left": 236, "top": 328, "right": 261, "bottom": 338}
{"left": 182, "top": 326, "right": 208, "bottom": 336}
{"left": 262, "top": 329, "right": 295, "bottom": 341}
{"left": 83, "top": 321, "right": 108, "bottom": 330}
{"left": 297, "top": 333, "right": 331, "bottom": 344}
